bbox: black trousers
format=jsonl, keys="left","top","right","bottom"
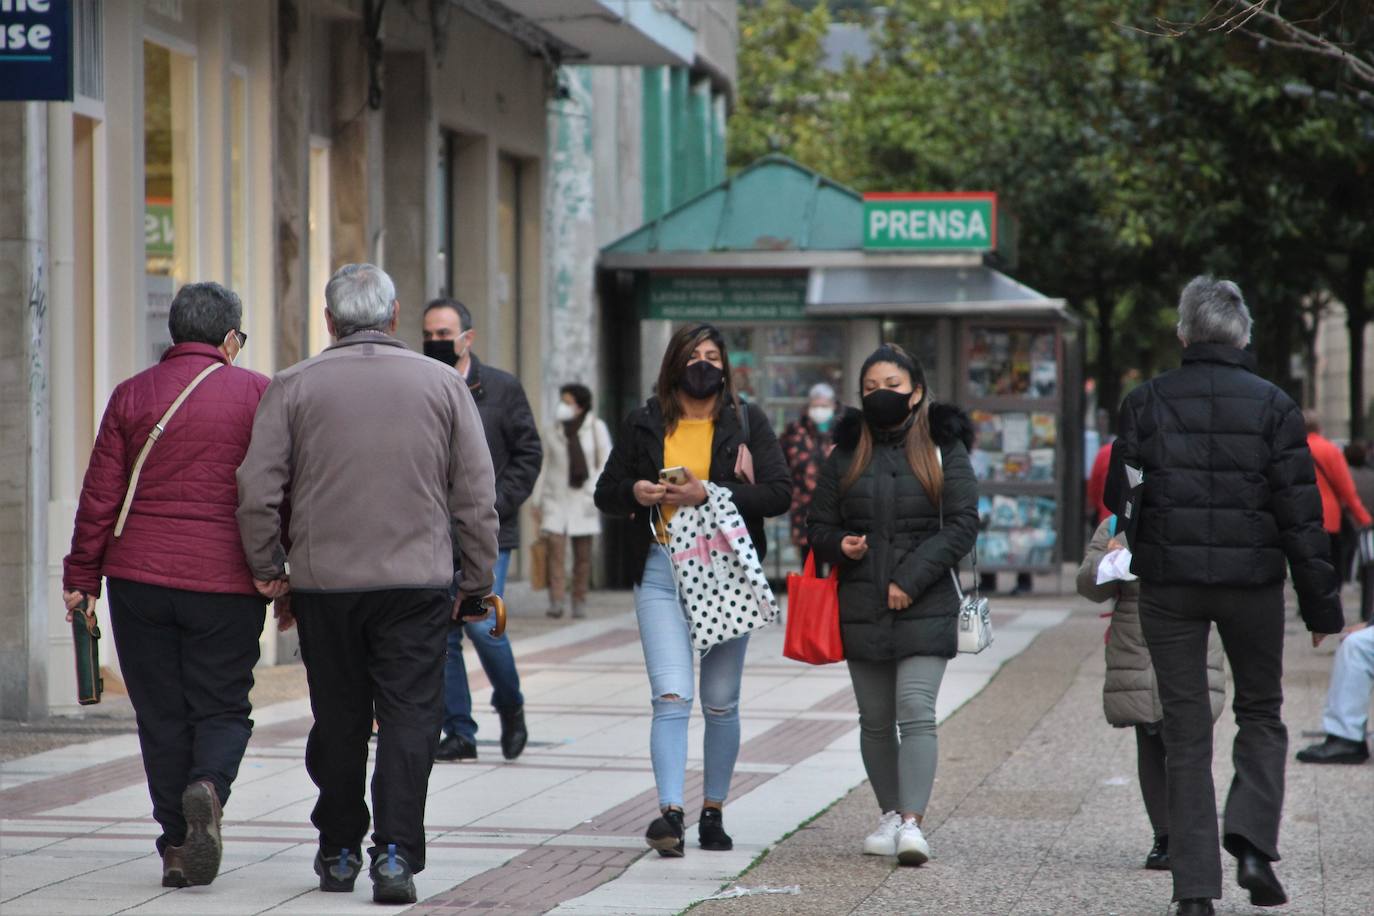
{"left": 294, "top": 588, "right": 449, "bottom": 871}
{"left": 1138, "top": 583, "right": 1287, "bottom": 901}
{"left": 106, "top": 578, "right": 266, "bottom": 854}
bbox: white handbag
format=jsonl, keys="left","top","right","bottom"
{"left": 936, "top": 448, "right": 993, "bottom": 654}
{"left": 655, "top": 482, "right": 780, "bottom": 653}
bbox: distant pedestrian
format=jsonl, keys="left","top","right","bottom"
{"left": 238, "top": 265, "right": 499, "bottom": 904}
{"left": 1305, "top": 410, "right": 1372, "bottom": 580}
{"left": 1086, "top": 438, "right": 1114, "bottom": 526}
{"left": 1077, "top": 516, "right": 1225, "bottom": 872}
{"left": 63, "top": 282, "right": 267, "bottom": 889}
{"left": 807, "top": 344, "right": 979, "bottom": 867}
{"left": 778, "top": 382, "right": 841, "bottom": 557}
{"left": 1107, "top": 276, "right": 1344, "bottom": 915}
{"left": 1295, "top": 621, "right": 1373, "bottom": 765}
{"left": 533, "top": 383, "right": 612, "bottom": 620}
{"left": 423, "top": 298, "right": 542, "bottom": 764}
{"left": 594, "top": 323, "right": 790, "bottom": 857}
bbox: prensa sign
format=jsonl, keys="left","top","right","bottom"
{"left": 863, "top": 192, "right": 997, "bottom": 252}
{"left": 0, "top": 0, "right": 72, "bottom": 102}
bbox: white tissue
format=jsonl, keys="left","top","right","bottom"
{"left": 1096, "top": 547, "right": 1138, "bottom": 584}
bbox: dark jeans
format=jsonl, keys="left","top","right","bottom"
{"left": 443, "top": 550, "right": 523, "bottom": 740}
{"left": 295, "top": 588, "right": 450, "bottom": 871}
{"left": 1139, "top": 583, "right": 1287, "bottom": 901}
{"left": 106, "top": 578, "right": 265, "bottom": 855}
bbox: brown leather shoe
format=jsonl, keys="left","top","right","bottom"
{"left": 180, "top": 780, "right": 223, "bottom": 886}
{"left": 161, "top": 845, "right": 189, "bottom": 888}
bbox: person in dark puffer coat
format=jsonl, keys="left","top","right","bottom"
{"left": 62, "top": 282, "right": 269, "bottom": 891}
{"left": 808, "top": 344, "right": 978, "bottom": 868}
{"left": 1106, "top": 276, "right": 1344, "bottom": 916}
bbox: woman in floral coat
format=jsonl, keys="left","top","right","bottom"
{"left": 779, "top": 383, "right": 843, "bottom": 556}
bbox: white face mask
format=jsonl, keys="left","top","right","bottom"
{"left": 555, "top": 402, "right": 578, "bottom": 422}
{"left": 808, "top": 406, "right": 835, "bottom": 427}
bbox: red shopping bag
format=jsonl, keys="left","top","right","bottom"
{"left": 784, "top": 553, "right": 844, "bottom": 664}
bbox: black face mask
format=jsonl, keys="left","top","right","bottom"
{"left": 862, "top": 388, "right": 916, "bottom": 429}
{"left": 680, "top": 360, "right": 726, "bottom": 400}
{"left": 424, "top": 339, "right": 458, "bottom": 366}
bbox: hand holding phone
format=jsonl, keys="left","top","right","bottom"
{"left": 659, "top": 466, "right": 688, "bottom": 486}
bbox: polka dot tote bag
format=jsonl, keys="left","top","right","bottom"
{"left": 662, "top": 482, "right": 781, "bottom": 653}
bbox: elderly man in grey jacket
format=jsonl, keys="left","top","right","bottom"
{"left": 237, "top": 263, "right": 498, "bottom": 905}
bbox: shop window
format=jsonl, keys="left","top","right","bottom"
{"left": 229, "top": 69, "right": 247, "bottom": 297}
{"left": 967, "top": 327, "right": 1057, "bottom": 400}
{"left": 143, "top": 41, "right": 195, "bottom": 364}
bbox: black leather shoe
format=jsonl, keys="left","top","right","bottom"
{"left": 1175, "top": 899, "right": 1215, "bottom": 916}
{"left": 698, "top": 807, "right": 733, "bottom": 851}
{"left": 1296, "top": 734, "right": 1369, "bottom": 764}
{"left": 314, "top": 847, "right": 363, "bottom": 892}
{"left": 369, "top": 844, "right": 416, "bottom": 905}
{"left": 1235, "top": 844, "right": 1288, "bottom": 907}
{"left": 645, "top": 808, "right": 685, "bottom": 858}
{"left": 435, "top": 733, "right": 477, "bottom": 762}
{"left": 499, "top": 707, "right": 528, "bottom": 760}
{"left": 1145, "top": 835, "right": 1170, "bottom": 871}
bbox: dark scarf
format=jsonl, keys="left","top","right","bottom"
{"left": 564, "top": 413, "right": 589, "bottom": 488}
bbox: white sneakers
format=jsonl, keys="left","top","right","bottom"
{"left": 895, "top": 819, "right": 930, "bottom": 866}
{"left": 862, "top": 811, "right": 903, "bottom": 856}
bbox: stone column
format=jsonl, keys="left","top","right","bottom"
{"left": 274, "top": 0, "right": 311, "bottom": 369}
{"left": 0, "top": 102, "right": 51, "bottom": 720}
{"left": 383, "top": 50, "right": 434, "bottom": 345}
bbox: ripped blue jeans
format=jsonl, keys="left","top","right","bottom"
{"left": 635, "top": 549, "right": 750, "bottom": 809}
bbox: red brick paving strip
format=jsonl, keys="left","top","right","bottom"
{"left": 410, "top": 845, "right": 642, "bottom": 915}
{"left": 0, "top": 755, "right": 149, "bottom": 819}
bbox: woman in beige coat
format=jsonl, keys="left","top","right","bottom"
{"left": 534, "top": 383, "right": 612, "bottom": 619}
{"left": 1078, "top": 516, "right": 1225, "bottom": 872}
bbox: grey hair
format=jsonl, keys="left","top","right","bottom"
{"left": 1177, "top": 275, "right": 1252, "bottom": 348}
{"left": 808, "top": 382, "right": 836, "bottom": 402}
{"left": 325, "top": 263, "right": 396, "bottom": 336}
{"left": 168, "top": 282, "right": 242, "bottom": 345}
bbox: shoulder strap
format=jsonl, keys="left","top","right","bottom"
{"left": 934, "top": 445, "right": 981, "bottom": 600}
{"left": 114, "top": 362, "right": 222, "bottom": 537}
{"left": 737, "top": 396, "right": 750, "bottom": 443}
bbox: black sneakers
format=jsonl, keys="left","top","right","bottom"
{"left": 436, "top": 733, "right": 478, "bottom": 762}
{"left": 315, "top": 847, "right": 363, "bottom": 892}
{"left": 1295, "top": 734, "right": 1369, "bottom": 765}
{"left": 645, "top": 808, "right": 686, "bottom": 857}
{"left": 698, "top": 807, "right": 733, "bottom": 851}
{"left": 499, "top": 707, "right": 528, "bottom": 760}
{"left": 1145, "top": 835, "right": 1169, "bottom": 871}
{"left": 370, "top": 843, "right": 417, "bottom": 905}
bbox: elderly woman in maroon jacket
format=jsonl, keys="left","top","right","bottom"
{"left": 62, "top": 282, "right": 270, "bottom": 890}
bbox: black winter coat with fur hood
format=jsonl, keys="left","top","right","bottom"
{"left": 807, "top": 403, "right": 980, "bottom": 661}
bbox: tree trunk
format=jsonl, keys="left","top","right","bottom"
{"left": 1094, "top": 286, "right": 1119, "bottom": 420}
{"left": 1348, "top": 253, "right": 1371, "bottom": 440}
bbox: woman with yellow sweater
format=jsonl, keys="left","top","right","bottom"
{"left": 594, "top": 324, "right": 790, "bottom": 858}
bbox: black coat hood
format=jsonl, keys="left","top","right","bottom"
{"left": 833, "top": 402, "right": 975, "bottom": 453}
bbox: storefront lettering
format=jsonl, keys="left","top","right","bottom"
{"left": 0, "top": 0, "right": 69, "bottom": 100}
{"left": 867, "top": 207, "right": 987, "bottom": 244}
{"left": 862, "top": 193, "right": 997, "bottom": 252}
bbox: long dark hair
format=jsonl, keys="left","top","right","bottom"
{"left": 655, "top": 324, "right": 735, "bottom": 435}
{"left": 840, "top": 343, "right": 943, "bottom": 504}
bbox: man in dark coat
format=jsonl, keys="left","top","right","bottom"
{"left": 1107, "top": 276, "right": 1345, "bottom": 916}
{"left": 423, "top": 299, "right": 543, "bottom": 763}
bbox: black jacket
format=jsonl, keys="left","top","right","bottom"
{"left": 593, "top": 397, "right": 791, "bottom": 583}
{"left": 1107, "top": 344, "right": 1342, "bottom": 633}
{"left": 808, "top": 404, "right": 980, "bottom": 661}
{"left": 465, "top": 354, "right": 543, "bottom": 552}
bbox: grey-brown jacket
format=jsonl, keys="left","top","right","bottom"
{"left": 1077, "top": 518, "right": 1225, "bottom": 727}
{"left": 237, "top": 331, "right": 499, "bottom": 597}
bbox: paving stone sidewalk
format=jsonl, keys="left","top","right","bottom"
{"left": 690, "top": 595, "right": 1374, "bottom": 916}
{"left": 0, "top": 585, "right": 1067, "bottom": 916}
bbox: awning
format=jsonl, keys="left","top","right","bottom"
{"left": 806, "top": 265, "right": 1071, "bottom": 320}
{"left": 489, "top": 0, "right": 696, "bottom": 66}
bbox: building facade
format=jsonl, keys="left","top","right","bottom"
{"left": 0, "top": 0, "right": 737, "bottom": 718}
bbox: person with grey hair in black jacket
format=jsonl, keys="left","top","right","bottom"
{"left": 1107, "top": 276, "right": 1345, "bottom": 916}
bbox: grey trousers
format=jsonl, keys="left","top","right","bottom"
{"left": 846, "top": 654, "right": 948, "bottom": 815}
{"left": 1139, "top": 583, "right": 1287, "bottom": 902}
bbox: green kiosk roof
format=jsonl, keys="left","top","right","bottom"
{"left": 601, "top": 155, "right": 1068, "bottom": 319}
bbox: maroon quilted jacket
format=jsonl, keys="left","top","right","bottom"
{"left": 63, "top": 343, "right": 270, "bottom": 597}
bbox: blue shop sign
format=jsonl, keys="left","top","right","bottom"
{"left": 0, "top": 0, "right": 72, "bottom": 102}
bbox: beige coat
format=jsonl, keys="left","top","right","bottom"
{"left": 533, "top": 417, "right": 611, "bottom": 537}
{"left": 237, "top": 332, "right": 499, "bottom": 598}
{"left": 1078, "top": 518, "right": 1226, "bottom": 727}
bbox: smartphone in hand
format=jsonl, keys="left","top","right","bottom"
{"left": 659, "top": 466, "right": 688, "bottom": 486}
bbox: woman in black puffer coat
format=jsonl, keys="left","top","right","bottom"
{"left": 807, "top": 344, "right": 978, "bottom": 867}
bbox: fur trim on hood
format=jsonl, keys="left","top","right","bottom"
{"left": 833, "top": 402, "right": 976, "bottom": 452}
